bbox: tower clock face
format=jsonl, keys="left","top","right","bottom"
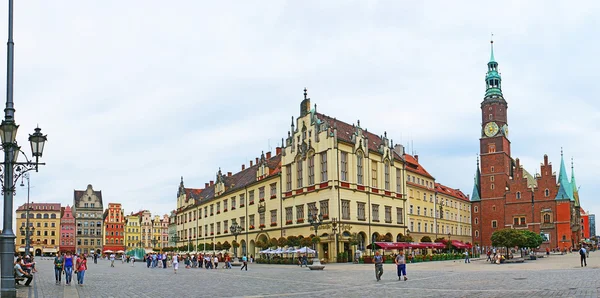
{"left": 502, "top": 124, "right": 509, "bottom": 137}
{"left": 484, "top": 122, "right": 499, "bottom": 137}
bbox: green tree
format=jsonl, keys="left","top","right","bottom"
{"left": 491, "top": 228, "right": 526, "bottom": 258}
{"left": 403, "top": 235, "right": 413, "bottom": 242}
{"left": 231, "top": 240, "right": 240, "bottom": 248}
{"left": 434, "top": 237, "right": 445, "bottom": 243}
{"left": 383, "top": 234, "right": 393, "bottom": 242}
{"left": 287, "top": 235, "right": 300, "bottom": 247}
{"left": 312, "top": 236, "right": 321, "bottom": 245}
{"left": 222, "top": 241, "right": 232, "bottom": 251}
{"left": 521, "top": 230, "right": 543, "bottom": 249}
{"left": 269, "top": 238, "right": 279, "bottom": 248}
{"left": 300, "top": 237, "right": 312, "bottom": 247}
{"left": 420, "top": 236, "right": 432, "bottom": 243}
{"left": 255, "top": 240, "right": 267, "bottom": 250}
{"left": 278, "top": 237, "right": 288, "bottom": 247}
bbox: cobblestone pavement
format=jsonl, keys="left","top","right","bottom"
{"left": 11, "top": 252, "right": 600, "bottom": 297}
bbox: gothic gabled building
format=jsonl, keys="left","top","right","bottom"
{"left": 471, "top": 40, "right": 583, "bottom": 250}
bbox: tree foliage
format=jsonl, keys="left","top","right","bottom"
{"left": 420, "top": 236, "right": 432, "bottom": 243}
{"left": 300, "top": 237, "right": 312, "bottom": 247}
{"left": 231, "top": 240, "right": 240, "bottom": 248}
{"left": 383, "top": 234, "right": 393, "bottom": 242}
{"left": 520, "top": 230, "right": 543, "bottom": 248}
{"left": 222, "top": 241, "right": 231, "bottom": 251}
{"left": 268, "top": 238, "right": 279, "bottom": 248}
{"left": 348, "top": 233, "right": 359, "bottom": 246}
{"left": 287, "top": 236, "right": 300, "bottom": 247}
{"left": 491, "top": 229, "right": 526, "bottom": 250}
{"left": 278, "top": 237, "right": 288, "bottom": 247}
{"left": 255, "top": 240, "right": 267, "bottom": 249}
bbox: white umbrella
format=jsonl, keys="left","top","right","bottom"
{"left": 273, "top": 248, "right": 284, "bottom": 254}
{"left": 296, "top": 246, "right": 316, "bottom": 254}
{"left": 116, "top": 250, "right": 125, "bottom": 254}
{"left": 259, "top": 248, "right": 273, "bottom": 254}
{"left": 103, "top": 250, "right": 114, "bottom": 253}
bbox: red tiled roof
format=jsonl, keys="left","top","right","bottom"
{"left": 16, "top": 203, "right": 61, "bottom": 211}
{"left": 404, "top": 154, "right": 434, "bottom": 179}
{"left": 435, "top": 183, "right": 469, "bottom": 202}
{"left": 184, "top": 188, "right": 203, "bottom": 202}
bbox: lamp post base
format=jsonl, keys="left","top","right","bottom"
{"left": 308, "top": 257, "right": 325, "bottom": 270}
{"left": 1, "top": 233, "right": 17, "bottom": 298}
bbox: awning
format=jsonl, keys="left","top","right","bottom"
{"left": 451, "top": 240, "right": 470, "bottom": 249}
{"left": 43, "top": 248, "right": 58, "bottom": 253}
{"left": 367, "top": 242, "right": 411, "bottom": 250}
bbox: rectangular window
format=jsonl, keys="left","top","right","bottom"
{"left": 210, "top": 204, "right": 214, "bottom": 215}
{"left": 410, "top": 205, "right": 413, "bottom": 214}
{"left": 240, "top": 216, "right": 245, "bottom": 229}
{"left": 249, "top": 215, "right": 255, "bottom": 227}
{"left": 297, "top": 161, "right": 303, "bottom": 188}
{"left": 492, "top": 220, "right": 497, "bottom": 228}
{"left": 296, "top": 205, "right": 304, "bottom": 222}
{"left": 259, "top": 187, "right": 265, "bottom": 200}
{"left": 342, "top": 200, "right": 350, "bottom": 220}
{"left": 216, "top": 202, "right": 220, "bottom": 213}
{"left": 357, "top": 202, "right": 366, "bottom": 221}
{"left": 259, "top": 212, "right": 265, "bottom": 226}
{"left": 270, "top": 210, "right": 277, "bottom": 224}
{"left": 210, "top": 223, "right": 214, "bottom": 234}
{"left": 319, "top": 200, "right": 329, "bottom": 217}
{"left": 307, "top": 202, "right": 317, "bottom": 218}
{"left": 285, "top": 207, "right": 293, "bottom": 223}
{"left": 513, "top": 217, "right": 519, "bottom": 225}
{"left": 224, "top": 200, "right": 228, "bottom": 211}
{"left": 286, "top": 165, "right": 292, "bottom": 191}
{"left": 320, "top": 152, "right": 328, "bottom": 182}
{"left": 270, "top": 183, "right": 277, "bottom": 198}
{"left": 371, "top": 161, "right": 378, "bottom": 188}
{"left": 216, "top": 222, "right": 221, "bottom": 234}
{"left": 372, "top": 204, "right": 379, "bottom": 222}
{"left": 240, "top": 194, "right": 245, "bottom": 207}
{"left": 417, "top": 206, "right": 420, "bottom": 215}
{"left": 384, "top": 163, "right": 390, "bottom": 190}
{"left": 357, "top": 154, "right": 363, "bottom": 185}
{"left": 249, "top": 190, "right": 255, "bottom": 204}
{"left": 385, "top": 206, "right": 392, "bottom": 223}
{"left": 231, "top": 197, "right": 236, "bottom": 209}
{"left": 308, "top": 156, "right": 315, "bottom": 185}
{"left": 396, "top": 168, "right": 401, "bottom": 193}
{"left": 397, "top": 208, "right": 403, "bottom": 224}
{"left": 341, "top": 152, "right": 348, "bottom": 181}
{"left": 520, "top": 217, "right": 526, "bottom": 225}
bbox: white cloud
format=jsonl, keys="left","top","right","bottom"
{"left": 0, "top": 1, "right": 597, "bottom": 231}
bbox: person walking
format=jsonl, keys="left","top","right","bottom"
{"left": 395, "top": 251, "right": 407, "bottom": 281}
{"left": 240, "top": 254, "right": 248, "bottom": 271}
{"left": 172, "top": 254, "right": 179, "bottom": 274}
{"left": 579, "top": 246, "right": 587, "bottom": 267}
{"left": 464, "top": 250, "right": 471, "bottom": 263}
{"left": 64, "top": 251, "right": 74, "bottom": 286}
{"left": 131, "top": 256, "right": 136, "bottom": 267}
{"left": 374, "top": 251, "right": 384, "bottom": 281}
{"left": 93, "top": 253, "right": 98, "bottom": 264}
{"left": 162, "top": 253, "right": 167, "bottom": 269}
{"left": 76, "top": 253, "right": 88, "bottom": 286}
{"left": 109, "top": 253, "right": 115, "bottom": 267}
{"left": 54, "top": 253, "right": 65, "bottom": 284}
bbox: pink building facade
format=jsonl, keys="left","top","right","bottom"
{"left": 60, "top": 205, "right": 76, "bottom": 253}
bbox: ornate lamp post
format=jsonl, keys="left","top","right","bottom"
{"left": 19, "top": 172, "right": 31, "bottom": 256}
{"left": 187, "top": 238, "right": 192, "bottom": 253}
{"left": 151, "top": 238, "right": 158, "bottom": 252}
{"left": 307, "top": 207, "right": 324, "bottom": 268}
{"left": 230, "top": 221, "right": 243, "bottom": 262}
{"left": 171, "top": 234, "right": 180, "bottom": 252}
{"left": 447, "top": 232, "right": 452, "bottom": 252}
{"left": 331, "top": 218, "right": 339, "bottom": 262}
{"left": 18, "top": 225, "right": 33, "bottom": 256}
{"left": 0, "top": 2, "right": 48, "bottom": 295}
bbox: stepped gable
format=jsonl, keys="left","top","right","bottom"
{"left": 435, "top": 183, "right": 469, "bottom": 202}
{"left": 73, "top": 185, "right": 103, "bottom": 206}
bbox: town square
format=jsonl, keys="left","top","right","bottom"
{"left": 0, "top": 1, "right": 598, "bottom": 298}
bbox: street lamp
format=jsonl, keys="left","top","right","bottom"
{"left": 307, "top": 207, "right": 324, "bottom": 267}
{"left": 151, "top": 238, "right": 158, "bottom": 252}
{"left": 331, "top": 218, "right": 339, "bottom": 262}
{"left": 230, "top": 221, "right": 243, "bottom": 262}
{"left": 448, "top": 232, "right": 452, "bottom": 252}
{"left": 19, "top": 225, "right": 33, "bottom": 256}
{"left": 1, "top": 1, "right": 48, "bottom": 296}
{"left": 187, "top": 238, "right": 191, "bottom": 253}
{"left": 19, "top": 173, "right": 31, "bottom": 256}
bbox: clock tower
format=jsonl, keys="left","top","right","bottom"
{"left": 473, "top": 39, "right": 513, "bottom": 246}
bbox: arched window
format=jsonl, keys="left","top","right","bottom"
{"left": 544, "top": 189, "right": 549, "bottom": 197}
{"left": 356, "top": 152, "right": 363, "bottom": 185}
{"left": 357, "top": 233, "right": 365, "bottom": 251}
{"left": 43, "top": 214, "right": 49, "bottom": 219}
{"left": 36, "top": 213, "right": 42, "bottom": 219}
{"left": 20, "top": 213, "right": 25, "bottom": 218}
{"left": 475, "top": 230, "right": 479, "bottom": 238}
{"left": 516, "top": 192, "right": 521, "bottom": 199}
{"left": 50, "top": 214, "right": 56, "bottom": 219}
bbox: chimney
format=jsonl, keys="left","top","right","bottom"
{"left": 242, "top": 164, "right": 245, "bottom": 170}
{"left": 276, "top": 147, "right": 282, "bottom": 155}
{"left": 266, "top": 151, "right": 272, "bottom": 159}
{"left": 255, "top": 157, "right": 259, "bottom": 164}
{"left": 250, "top": 160, "right": 253, "bottom": 167}
{"left": 210, "top": 180, "right": 214, "bottom": 186}
{"left": 205, "top": 183, "right": 209, "bottom": 188}
{"left": 227, "top": 172, "right": 232, "bottom": 177}
{"left": 415, "top": 155, "right": 419, "bottom": 162}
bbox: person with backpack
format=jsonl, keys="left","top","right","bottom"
{"left": 579, "top": 246, "right": 587, "bottom": 267}
{"left": 54, "top": 252, "right": 65, "bottom": 285}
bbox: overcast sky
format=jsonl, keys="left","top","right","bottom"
{"left": 0, "top": 1, "right": 598, "bottom": 229}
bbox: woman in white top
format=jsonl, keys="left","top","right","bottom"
{"left": 172, "top": 254, "right": 179, "bottom": 274}
{"left": 214, "top": 256, "right": 219, "bottom": 269}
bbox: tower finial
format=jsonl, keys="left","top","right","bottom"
{"left": 561, "top": 147, "right": 563, "bottom": 157}
{"left": 477, "top": 154, "right": 480, "bottom": 166}
{"left": 489, "top": 33, "right": 495, "bottom": 62}
{"left": 304, "top": 88, "right": 307, "bottom": 100}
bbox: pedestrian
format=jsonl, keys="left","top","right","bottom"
{"left": 64, "top": 251, "right": 74, "bottom": 286}
{"left": 14, "top": 257, "right": 33, "bottom": 286}
{"left": 579, "top": 246, "right": 587, "bottom": 267}
{"left": 373, "top": 251, "right": 384, "bottom": 281}
{"left": 546, "top": 247, "right": 550, "bottom": 256}
{"left": 214, "top": 255, "right": 219, "bottom": 269}
{"left": 109, "top": 253, "right": 115, "bottom": 267}
{"left": 172, "top": 254, "right": 179, "bottom": 274}
{"left": 301, "top": 254, "right": 308, "bottom": 267}
{"left": 76, "top": 253, "right": 88, "bottom": 286}
{"left": 131, "top": 256, "right": 136, "bottom": 267}
{"left": 395, "top": 250, "right": 407, "bottom": 281}
{"left": 93, "top": 253, "right": 98, "bottom": 264}
{"left": 486, "top": 250, "right": 492, "bottom": 262}
{"left": 54, "top": 252, "right": 64, "bottom": 284}
{"left": 162, "top": 253, "right": 167, "bottom": 269}
{"left": 240, "top": 254, "right": 248, "bottom": 271}
{"left": 464, "top": 250, "right": 470, "bottom": 263}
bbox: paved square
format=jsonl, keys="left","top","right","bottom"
{"left": 12, "top": 252, "right": 600, "bottom": 297}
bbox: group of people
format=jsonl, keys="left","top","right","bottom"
{"left": 373, "top": 251, "right": 408, "bottom": 282}
{"left": 52, "top": 251, "right": 88, "bottom": 286}
{"left": 137, "top": 252, "right": 251, "bottom": 273}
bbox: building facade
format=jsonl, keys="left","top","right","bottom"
{"left": 590, "top": 214, "right": 596, "bottom": 238}
{"left": 168, "top": 211, "right": 177, "bottom": 248}
{"left": 124, "top": 212, "right": 141, "bottom": 250}
{"left": 140, "top": 210, "right": 152, "bottom": 250}
{"left": 151, "top": 215, "right": 162, "bottom": 251}
{"left": 73, "top": 184, "right": 104, "bottom": 255}
{"left": 581, "top": 209, "right": 590, "bottom": 240}
{"left": 102, "top": 203, "right": 125, "bottom": 253}
{"left": 59, "top": 205, "right": 76, "bottom": 253}
{"left": 16, "top": 203, "right": 61, "bottom": 256}
{"left": 176, "top": 91, "right": 413, "bottom": 262}
{"left": 161, "top": 214, "right": 169, "bottom": 251}
{"left": 471, "top": 41, "right": 584, "bottom": 250}
{"left": 404, "top": 154, "right": 472, "bottom": 245}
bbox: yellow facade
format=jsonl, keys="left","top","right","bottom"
{"left": 404, "top": 155, "right": 472, "bottom": 244}
{"left": 176, "top": 94, "right": 413, "bottom": 262}
{"left": 152, "top": 215, "right": 162, "bottom": 251}
{"left": 16, "top": 203, "right": 61, "bottom": 256}
{"left": 124, "top": 213, "right": 141, "bottom": 250}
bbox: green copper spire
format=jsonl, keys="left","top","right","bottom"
{"left": 485, "top": 37, "right": 503, "bottom": 97}
{"left": 471, "top": 156, "right": 481, "bottom": 202}
{"left": 571, "top": 158, "right": 580, "bottom": 206}
{"left": 555, "top": 148, "right": 574, "bottom": 201}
